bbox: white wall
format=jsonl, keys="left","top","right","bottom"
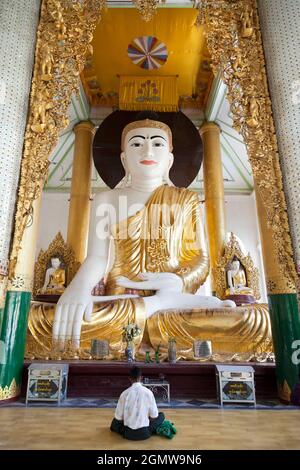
{"left": 0, "top": 0, "right": 41, "bottom": 272}
{"left": 37, "top": 190, "right": 267, "bottom": 302}
{"left": 36, "top": 192, "right": 69, "bottom": 256}
{"left": 258, "top": 0, "right": 300, "bottom": 265}
{"left": 225, "top": 193, "right": 267, "bottom": 302}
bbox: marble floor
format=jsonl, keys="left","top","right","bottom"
{"left": 4, "top": 396, "right": 300, "bottom": 409}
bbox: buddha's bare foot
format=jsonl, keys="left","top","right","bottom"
{"left": 222, "top": 300, "right": 236, "bottom": 308}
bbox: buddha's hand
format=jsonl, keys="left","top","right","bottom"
{"left": 117, "top": 273, "right": 162, "bottom": 291}
{"left": 52, "top": 285, "right": 94, "bottom": 351}
{"left": 117, "top": 272, "right": 183, "bottom": 292}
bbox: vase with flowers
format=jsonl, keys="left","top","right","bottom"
{"left": 122, "top": 323, "right": 142, "bottom": 362}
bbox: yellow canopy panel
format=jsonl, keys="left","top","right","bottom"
{"left": 82, "top": 8, "right": 213, "bottom": 109}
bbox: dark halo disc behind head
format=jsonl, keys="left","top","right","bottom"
{"left": 93, "top": 110, "right": 203, "bottom": 188}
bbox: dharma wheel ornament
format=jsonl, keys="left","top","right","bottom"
{"left": 127, "top": 36, "right": 168, "bottom": 70}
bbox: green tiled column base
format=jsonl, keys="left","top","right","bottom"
{"left": 268, "top": 293, "right": 300, "bottom": 402}
{"left": 0, "top": 307, "right": 4, "bottom": 335}
{"left": 0, "top": 291, "right": 31, "bottom": 401}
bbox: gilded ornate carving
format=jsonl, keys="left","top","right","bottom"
{"left": 31, "top": 88, "right": 54, "bottom": 133}
{"left": 232, "top": 49, "right": 247, "bottom": 78}
{"left": 213, "top": 232, "right": 260, "bottom": 300}
{"left": 0, "top": 379, "right": 19, "bottom": 401}
{"left": 240, "top": 4, "right": 254, "bottom": 38}
{"left": 195, "top": 0, "right": 297, "bottom": 294}
{"left": 40, "top": 43, "right": 54, "bottom": 80}
{"left": 133, "top": 0, "right": 159, "bottom": 22}
{"left": 8, "top": 0, "right": 106, "bottom": 280}
{"left": 33, "top": 232, "right": 80, "bottom": 298}
{"left": 247, "top": 95, "right": 260, "bottom": 128}
{"left": 50, "top": 0, "right": 67, "bottom": 40}
{"left": 251, "top": 336, "right": 274, "bottom": 363}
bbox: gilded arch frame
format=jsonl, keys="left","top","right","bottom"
{"left": 7, "top": 0, "right": 297, "bottom": 297}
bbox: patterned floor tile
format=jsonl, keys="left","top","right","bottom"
{"left": 2, "top": 397, "right": 299, "bottom": 410}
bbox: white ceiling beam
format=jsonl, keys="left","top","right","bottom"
{"left": 205, "top": 71, "right": 227, "bottom": 122}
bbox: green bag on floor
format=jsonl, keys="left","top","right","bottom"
{"left": 156, "top": 420, "right": 177, "bottom": 439}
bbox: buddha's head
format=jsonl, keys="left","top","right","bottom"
{"left": 51, "top": 257, "right": 61, "bottom": 269}
{"left": 120, "top": 119, "right": 174, "bottom": 184}
{"left": 228, "top": 257, "right": 240, "bottom": 272}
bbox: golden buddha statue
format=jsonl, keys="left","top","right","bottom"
{"left": 40, "top": 257, "right": 66, "bottom": 295}
{"left": 26, "top": 118, "right": 272, "bottom": 361}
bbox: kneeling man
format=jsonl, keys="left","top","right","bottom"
{"left": 110, "top": 367, "right": 164, "bottom": 440}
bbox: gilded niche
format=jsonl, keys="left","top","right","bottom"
{"left": 213, "top": 233, "right": 260, "bottom": 301}
{"left": 33, "top": 232, "right": 80, "bottom": 299}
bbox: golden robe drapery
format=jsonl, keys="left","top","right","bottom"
{"left": 26, "top": 185, "right": 272, "bottom": 360}
{"left": 26, "top": 185, "right": 210, "bottom": 358}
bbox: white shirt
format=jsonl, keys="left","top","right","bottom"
{"left": 115, "top": 382, "right": 159, "bottom": 429}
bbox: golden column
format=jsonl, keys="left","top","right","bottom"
{"left": 67, "top": 121, "right": 96, "bottom": 263}
{"left": 254, "top": 182, "right": 300, "bottom": 402}
{"left": 254, "top": 184, "right": 282, "bottom": 292}
{"left": 200, "top": 122, "right": 226, "bottom": 295}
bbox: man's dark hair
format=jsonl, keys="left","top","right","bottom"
{"left": 130, "top": 367, "right": 142, "bottom": 380}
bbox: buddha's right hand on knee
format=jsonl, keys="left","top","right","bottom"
{"left": 52, "top": 286, "right": 94, "bottom": 351}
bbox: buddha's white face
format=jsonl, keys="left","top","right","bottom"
{"left": 51, "top": 258, "right": 60, "bottom": 269}
{"left": 231, "top": 260, "right": 240, "bottom": 271}
{"left": 121, "top": 127, "right": 173, "bottom": 181}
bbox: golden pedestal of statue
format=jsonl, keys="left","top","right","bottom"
{"left": 26, "top": 301, "right": 272, "bottom": 362}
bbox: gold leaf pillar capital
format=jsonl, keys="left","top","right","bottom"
{"left": 67, "top": 120, "right": 96, "bottom": 263}
{"left": 200, "top": 121, "right": 226, "bottom": 295}
{"left": 200, "top": 121, "right": 221, "bottom": 136}
{"left": 74, "top": 120, "right": 96, "bottom": 136}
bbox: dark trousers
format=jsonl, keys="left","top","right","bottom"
{"left": 110, "top": 412, "right": 165, "bottom": 441}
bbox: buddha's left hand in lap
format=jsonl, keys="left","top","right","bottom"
{"left": 93, "top": 273, "right": 235, "bottom": 319}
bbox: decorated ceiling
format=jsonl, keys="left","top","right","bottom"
{"left": 45, "top": 76, "right": 253, "bottom": 195}
{"left": 81, "top": 8, "right": 213, "bottom": 110}
{"left": 44, "top": 5, "right": 252, "bottom": 195}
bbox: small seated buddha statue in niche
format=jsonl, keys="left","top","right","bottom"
{"left": 225, "top": 257, "right": 255, "bottom": 304}
{"left": 40, "top": 257, "right": 66, "bottom": 295}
